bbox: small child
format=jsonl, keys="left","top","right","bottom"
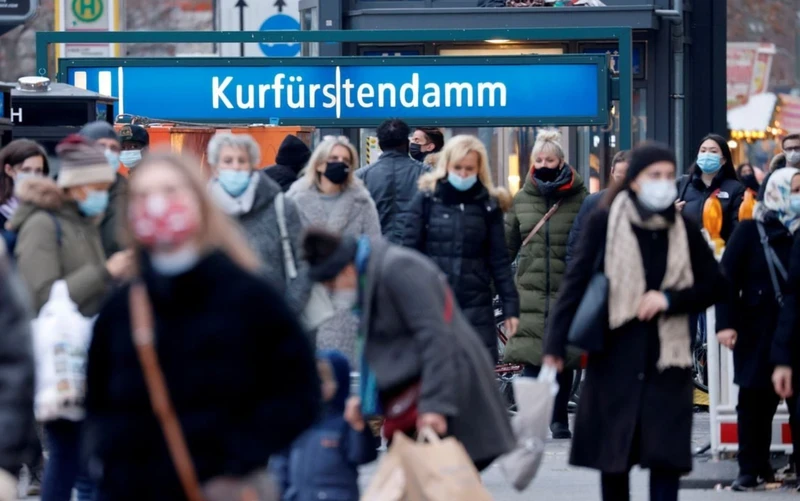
{"left": 271, "top": 350, "right": 379, "bottom": 501}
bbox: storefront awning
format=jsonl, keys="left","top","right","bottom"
{"left": 727, "top": 92, "right": 777, "bottom": 132}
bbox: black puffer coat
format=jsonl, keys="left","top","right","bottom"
{"left": 717, "top": 217, "right": 794, "bottom": 388}
{"left": 677, "top": 169, "right": 745, "bottom": 242}
{"left": 402, "top": 179, "right": 519, "bottom": 358}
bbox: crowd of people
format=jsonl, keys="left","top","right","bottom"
{"left": 0, "top": 117, "right": 799, "bottom": 501}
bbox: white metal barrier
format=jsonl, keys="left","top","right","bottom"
{"left": 706, "top": 306, "right": 792, "bottom": 458}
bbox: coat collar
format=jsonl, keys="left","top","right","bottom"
{"left": 522, "top": 163, "right": 584, "bottom": 199}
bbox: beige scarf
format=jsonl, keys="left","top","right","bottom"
{"left": 605, "top": 191, "right": 694, "bottom": 370}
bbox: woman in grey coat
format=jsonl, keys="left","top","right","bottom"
{"left": 287, "top": 136, "right": 381, "bottom": 364}
{"left": 208, "top": 133, "right": 311, "bottom": 315}
{"left": 302, "top": 228, "right": 514, "bottom": 468}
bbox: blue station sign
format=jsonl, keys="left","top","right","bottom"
{"left": 59, "top": 55, "right": 609, "bottom": 127}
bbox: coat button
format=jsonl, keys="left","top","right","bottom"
{"left": 638, "top": 373, "right": 645, "bottom": 381}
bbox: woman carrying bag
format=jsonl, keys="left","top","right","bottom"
{"left": 543, "top": 142, "right": 727, "bottom": 501}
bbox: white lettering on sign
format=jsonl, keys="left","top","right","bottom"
{"left": 11, "top": 108, "right": 22, "bottom": 123}
{"left": 210, "top": 68, "right": 508, "bottom": 119}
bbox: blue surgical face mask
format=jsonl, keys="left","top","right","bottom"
{"left": 696, "top": 152, "right": 722, "bottom": 174}
{"left": 790, "top": 194, "right": 800, "bottom": 214}
{"left": 105, "top": 149, "right": 120, "bottom": 171}
{"left": 217, "top": 169, "right": 252, "bottom": 197}
{"left": 447, "top": 172, "right": 478, "bottom": 192}
{"left": 120, "top": 150, "right": 142, "bottom": 169}
{"left": 15, "top": 171, "right": 42, "bottom": 185}
{"left": 78, "top": 190, "right": 109, "bottom": 217}
{"left": 150, "top": 246, "right": 201, "bottom": 276}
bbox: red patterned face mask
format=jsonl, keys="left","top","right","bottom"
{"left": 129, "top": 194, "right": 199, "bottom": 249}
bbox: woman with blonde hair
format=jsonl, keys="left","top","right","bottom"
{"left": 505, "top": 128, "right": 587, "bottom": 439}
{"left": 287, "top": 136, "right": 380, "bottom": 364}
{"left": 402, "top": 134, "right": 518, "bottom": 361}
{"left": 83, "top": 151, "right": 320, "bottom": 501}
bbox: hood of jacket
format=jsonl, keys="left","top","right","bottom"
{"left": 275, "top": 135, "right": 311, "bottom": 173}
{"left": 6, "top": 177, "right": 67, "bottom": 231}
{"left": 523, "top": 163, "right": 585, "bottom": 199}
{"left": 318, "top": 349, "right": 351, "bottom": 413}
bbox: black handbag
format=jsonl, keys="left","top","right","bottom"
{"left": 567, "top": 246, "right": 608, "bottom": 353}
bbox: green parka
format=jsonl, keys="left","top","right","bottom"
{"left": 8, "top": 177, "right": 110, "bottom": 316}
{"left": 504, "top": 165, "right": 586, "bottom": 367}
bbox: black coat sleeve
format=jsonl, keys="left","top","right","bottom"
{"left": 0, "top": 252, "right": 37, "bottom": 474}
{"left": 566, "top": 194, "right": 594, "bottom": 267}
{"left": 664, "top": 216, "right": 728, "bottom": 315}
{"left": 543, "top": 209, "right": 608, "bottom": 360}
{"left": 772, "top": 232, "right": 800, "bottom": 366}
{"left": 487, "top": 207, "right": 519, "bottom": 319}
{"left": 715, "top": 221, "right": 753, "bottom": 332}
{"left": 400, "top": 191, "right": 427, "bottom": 252}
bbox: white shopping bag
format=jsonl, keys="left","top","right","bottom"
{"left": 498, "top": 366, "right": 559, "bottom": 491}
{"left": 32, "top": 281, "right": 94, "bottom": 422}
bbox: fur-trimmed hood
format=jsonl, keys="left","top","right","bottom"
{"left": 417, "top": 172, "right": 511, "bottom": 212}
{"left": 6, "top": 178, "right": 65, "bottom": 231}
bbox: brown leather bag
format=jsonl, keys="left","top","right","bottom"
{"left": 521, "top": 200, "right": 562, "bottom": 247}
{"left": 129, "top": 282, "right": 278, "bottom": 501}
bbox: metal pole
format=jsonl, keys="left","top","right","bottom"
{"left": 618, "top": 28, "right": 633, "bottom": 150}
{"left": 657, "top": 0, "right": 685, "bottom": 172}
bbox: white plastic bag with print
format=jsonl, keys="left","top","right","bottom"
{"left": 498, "top": 366, "right": 559, "bottom": 491}
{"left": 32, "top": 280, "right": 94, "bottom": 422}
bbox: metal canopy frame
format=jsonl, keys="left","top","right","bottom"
{"left": 56, "top": 54, "right": 610, "bottom": 128}
{"left": 36, "top": 27, "right": 633, "bottom": 149}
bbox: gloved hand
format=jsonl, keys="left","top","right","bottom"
{"left": 0, "top": 468, "right": 17, "bottom": 501}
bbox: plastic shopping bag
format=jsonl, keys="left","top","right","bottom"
{"left": 32, "top": 280, "right": 94, "bottom": 422}
{"left": 393, "top": 428, "right": 492, "bottom": 501}
{"left": 497, "top": 366, "right": 559, "bottom": 491}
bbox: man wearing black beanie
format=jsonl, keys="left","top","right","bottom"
{"left": 265, "top": 135, "right": 312, "bottom": 192}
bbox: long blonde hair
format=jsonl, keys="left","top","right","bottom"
{"left": 418, "top": 134, "right": 511, "bottom": 211}
{"left": 304, "top": 136, "right": 359, "bottom": 189}
{"left": 123, "top": 150, "right": 261, "bottom": 273}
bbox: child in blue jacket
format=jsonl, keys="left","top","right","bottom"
{"left": 271, "top": 350, "right": 379, "bottom": 501}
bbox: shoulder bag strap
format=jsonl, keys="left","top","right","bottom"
{"left": 756, "top": 222, "right": 788, "bottom": 306}
{"left": 129, "top": 283, "right": 206, "bottom": 501}
{"left": 522, "top": 200, "right": 562, "bottom": 247}
{"left": 274, "top": 192, "right": 298, "bottom": 281}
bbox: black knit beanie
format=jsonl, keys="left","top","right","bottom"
{"left": 276, "top": 135, "right": 311, "bottom": 169}
{"left": 625, "top": 142, "right": 677, "bottom": 183}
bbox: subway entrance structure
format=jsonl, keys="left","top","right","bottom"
{"left": 36, "top": 27, "right": 633, "bottom": 150}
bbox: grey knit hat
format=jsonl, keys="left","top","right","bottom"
{"left": 79, "top": 121, "right": 120, "bottom": 143}
{"left": 56, "top": 135, "right": 115, "bottom": 188}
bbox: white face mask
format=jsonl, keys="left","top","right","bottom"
{"left": 120, "top": 150, "right": 143, "bottom": 169}
{"left": 331, "top": 289, "right": 358, "bottom": 311}
{"left": 150, "top": 246, "right": 200, "bottom": 276}
{"left": 786, "top": 150, "right": 800, "bottom": 167}
{"left": 637, "top": 180, "right": 678, "bottom": 212}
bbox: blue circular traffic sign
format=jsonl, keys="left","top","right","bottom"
{"left": 259, "top": 14, "right": 301, "bottom": 57}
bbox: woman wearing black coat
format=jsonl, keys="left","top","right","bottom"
{"left": 716, "top": 167, "right": 800, "bottom": 491}
{"left": 402, "top": 134, "right": 519, "bottom": 361}
{"left": 676, "top": 134, "right": 745, "bottom": 243}
{"left": 543, "top": 143, "right": 727, "bottom": 501}
{"left": 84, "top": 153, "right": 320, "bottom": 501}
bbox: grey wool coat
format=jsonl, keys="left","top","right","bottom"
{"left": 235, "top": 173, "right": 311, "bottom": 316}
{"left": 287, "top": 176, "right": 381, "bottom": 364}
{"left": 362, "top": 238, "right": 515, "bottom": 463}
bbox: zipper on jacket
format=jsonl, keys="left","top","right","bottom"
{"left": 544, "top": 198, "right": 552, "bottom": 328}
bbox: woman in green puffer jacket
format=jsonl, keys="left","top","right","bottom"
{"left": 505, "top": 129, "right": 587, "bottom": 439}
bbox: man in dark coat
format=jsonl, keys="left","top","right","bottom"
{"left": 264, "top": 135, "right": 312, "bottom": 192}
{"left": 0, "top": 240, "right": 38, "bottom": 498}
{"left": 567, "top": 150, "right": 629, "bottom": 265}
{"left": 356, "top": 119, "right": 429, "bottom": 244}
{"left": 303, "top": 229, "right": 514, "bottom": 468}
{"left": 79, "top": 121, "right": 128, "bottom": 257}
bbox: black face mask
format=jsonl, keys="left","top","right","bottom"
{"left": 323, "top": 161, "right": 350, "bottom": 185}
{"left": 534, "top": 166, "right": 560, "bottom": 182}
{"left": 409, "top": 143, "right": 427, "bottom": 162}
